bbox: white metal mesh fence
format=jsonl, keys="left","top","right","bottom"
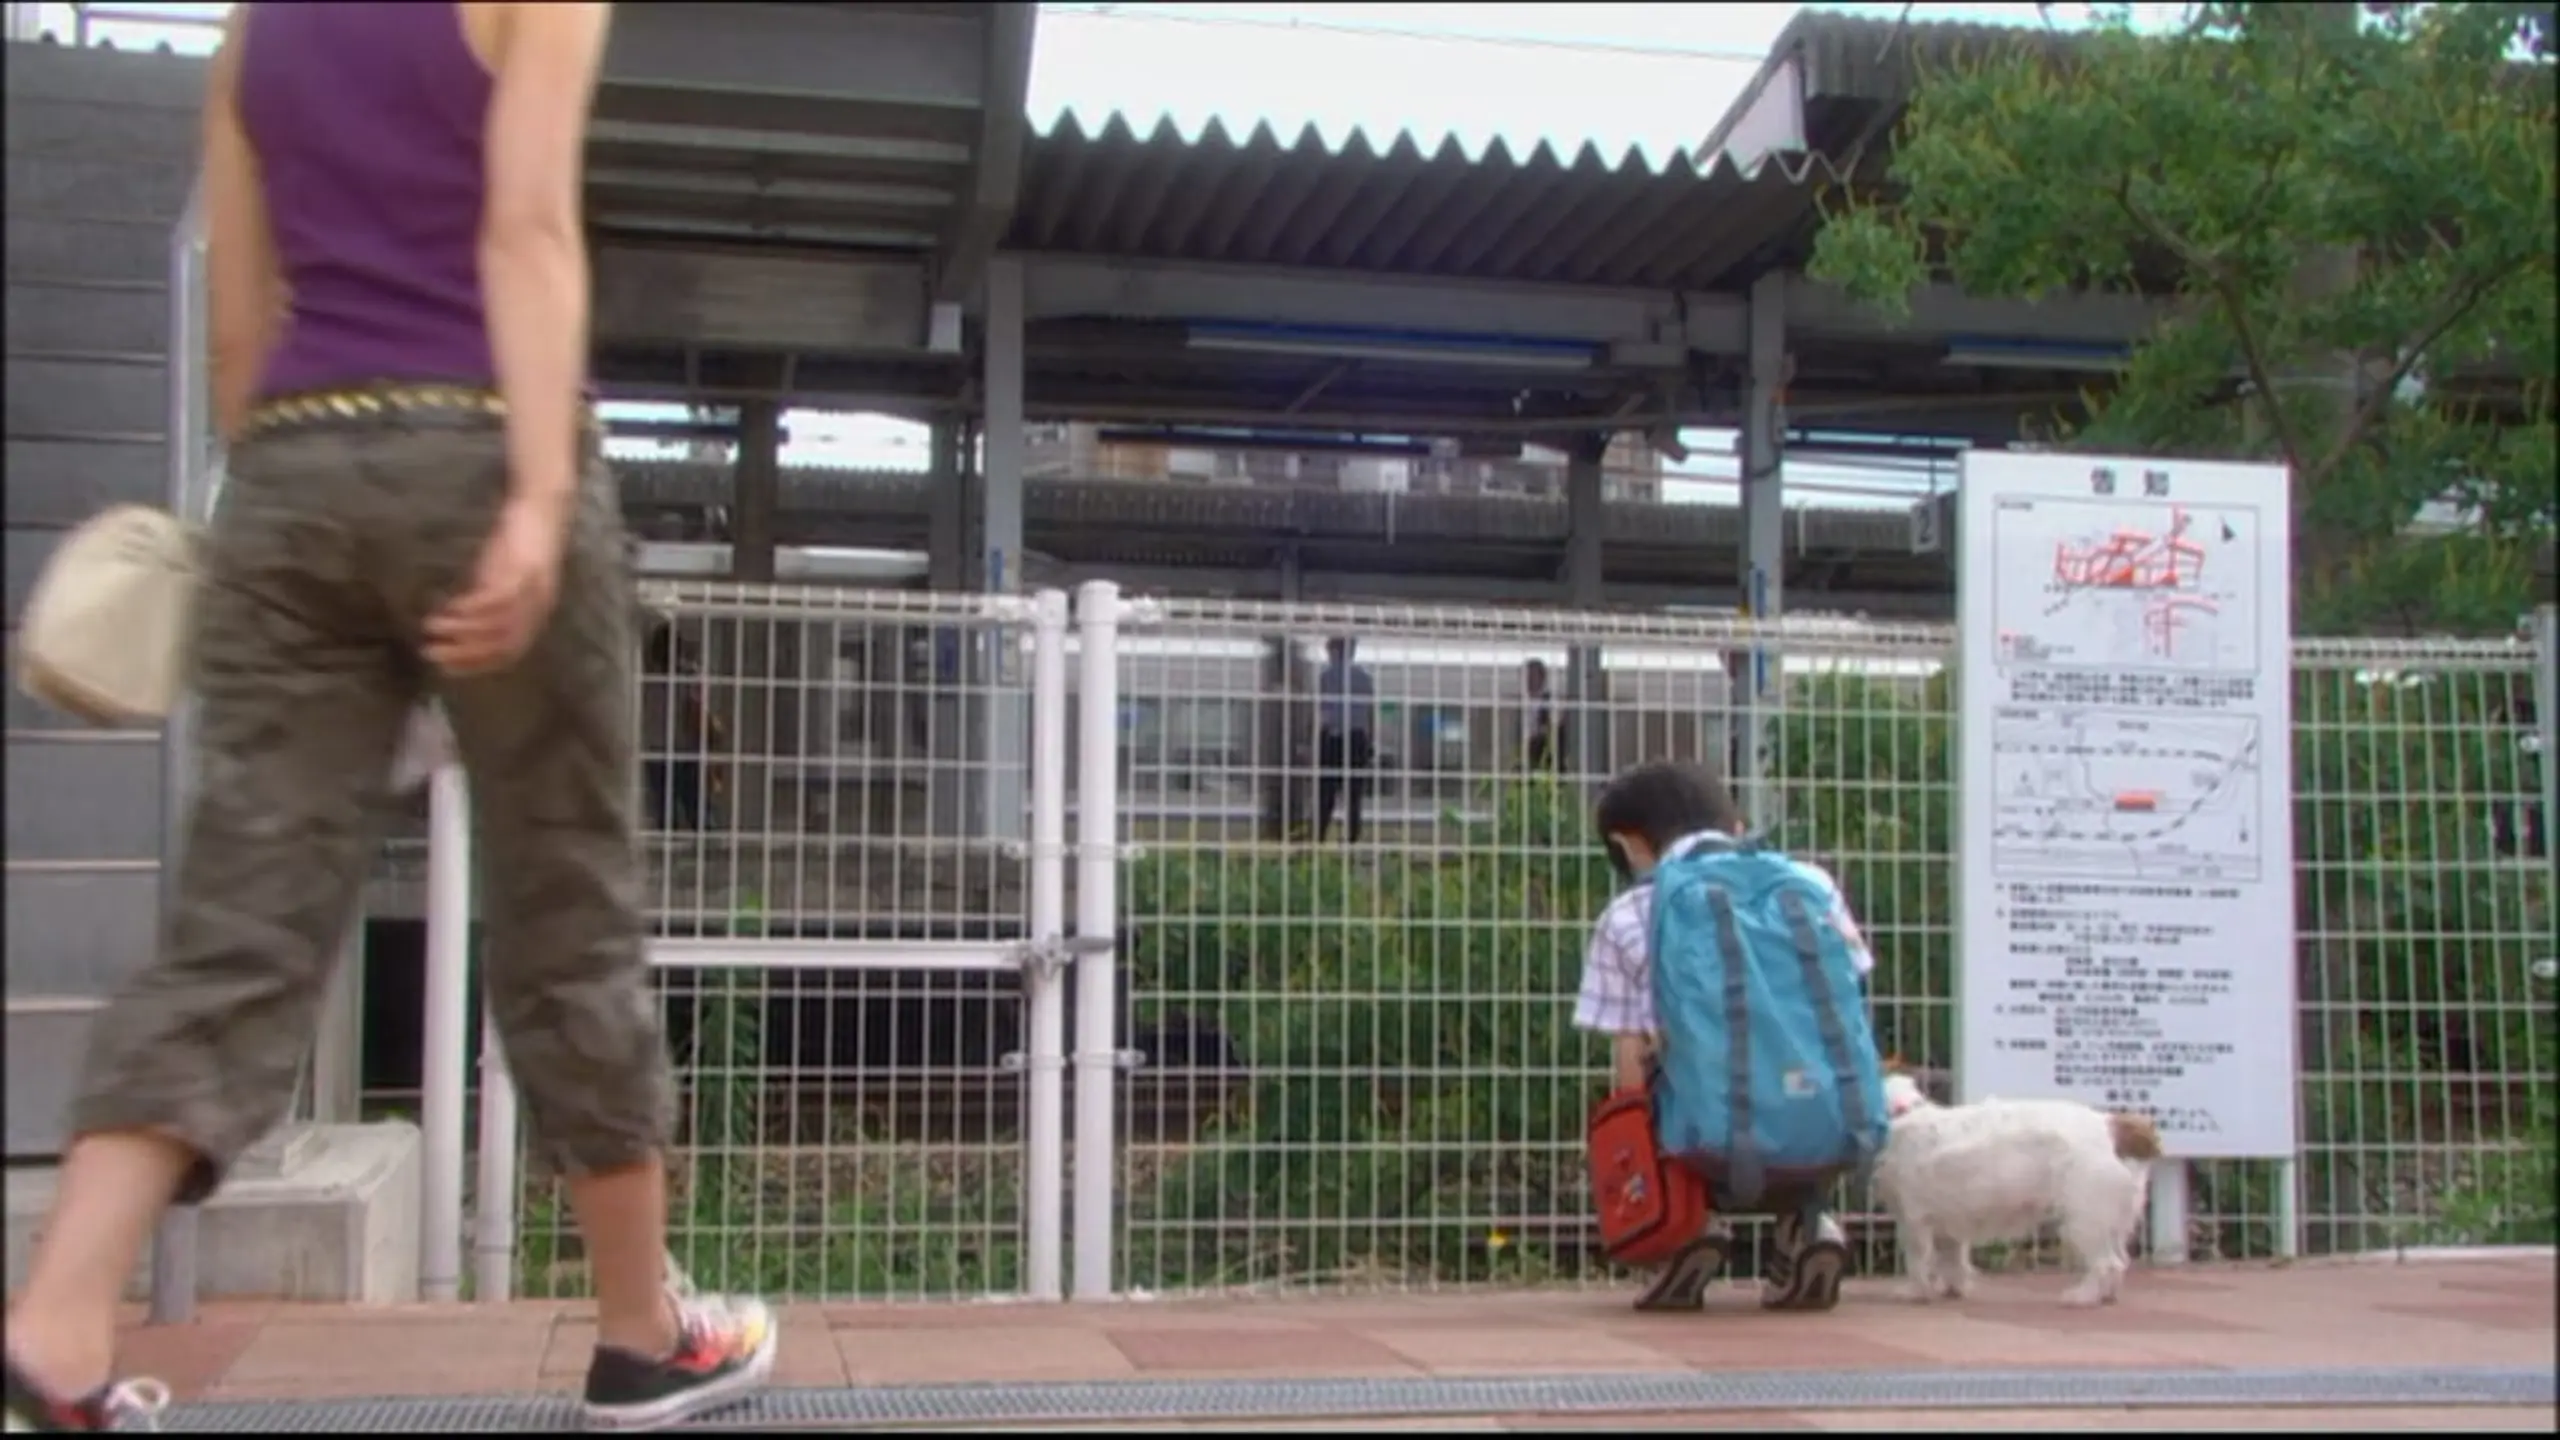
{"left": 2274, "top": 635, "right": 2552, "bottom": 1261}
{"left": 394, "top": 578, "right": 2549, "bottom": 1305}
{"left": 511, "top": 582, "right": 1041, "bottom": 1303}
{"left": 1104, "top": 602, "right": 2554, "bottom": 1296}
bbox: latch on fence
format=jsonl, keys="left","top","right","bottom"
{"left": 1007, "top": 934, "right": 1112, "bottom": 981}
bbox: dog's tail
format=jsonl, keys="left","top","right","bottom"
{"left": 2108, "top": 1111, "right": 2164, "bottom": 1163}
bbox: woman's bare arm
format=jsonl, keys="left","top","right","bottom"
{"left": 479, "top": 1, "right": 612, "bottom": 527}
{"left": 201, "top": 6, "right": 286, "bottom": 445}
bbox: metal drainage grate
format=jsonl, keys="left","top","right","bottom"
{"left": 157, "top": 1365, "right": 2558, "bottom": 1432}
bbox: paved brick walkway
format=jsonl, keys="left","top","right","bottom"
{"left": 99, "top": 1254, "right": 2555, "bottom": 1429}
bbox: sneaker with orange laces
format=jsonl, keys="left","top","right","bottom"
{"left": 2, "top": 1356, "right": 170, "bottom": 1434}
{"left": 579, "top": 1292, "right": 777, "bottom": 1432}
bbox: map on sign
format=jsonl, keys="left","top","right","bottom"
{"left": 1991, "top": 499, "right": 2261, "bottom": 673}
{"left": 1989, "top": 708, "right": 2264, "bottom": 882}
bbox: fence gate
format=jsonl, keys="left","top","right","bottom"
{"left": 470, "top": 584, "right": 1084, "bottom": 1304}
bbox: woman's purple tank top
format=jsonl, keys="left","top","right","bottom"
{"left": 238, "top": 2, "right": 495, "bottom": 398}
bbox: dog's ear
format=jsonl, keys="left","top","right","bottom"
{"left": 1898, "top": 1064, "right": 1956, "bottom": 1104}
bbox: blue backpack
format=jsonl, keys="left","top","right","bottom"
{"left": 1644, "top": 837, "right": 1889, "bottom": 1211}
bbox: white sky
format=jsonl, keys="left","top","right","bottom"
{"left": 32, "top": 1, "right": 2197, "bottom": 508}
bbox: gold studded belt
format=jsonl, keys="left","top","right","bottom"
{"left": 242, "top": 383, "right": 600, "bottom": 440}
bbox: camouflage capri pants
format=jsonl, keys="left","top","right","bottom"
{"left": 69, "top": 404, "right": 675, "bottom": 1205}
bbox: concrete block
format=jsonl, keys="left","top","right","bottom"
{"left": 5, "top": 866, "right": 164, "bottom": 998}
{"left": 2, "top": 1004, "right": 97, "bottom": 1158}
{"left": 3, "top": 96, "right": 197, "bottom": 164}
{"left": 6, "top": 278, "right": 170, "bottom": 357}
{"left": 1, "top": 732, "right": 165, "bottom": 862}
{"left": 2, "top": 153, "right": 196, "bottom": 226}
{"left": 2, "top": 352, "right": 166, "bottom": 440}
{"left": 4, "top": 216, "right": 171, "bottom": 285}
{"left": 5, "top": 1122, "right": 423, "bottom": 1304}
{"left": 3, "top": 436, "right": 169, "bottom": 531}
{"left": 2, "top": 43, "right": 208, "bottom": 113}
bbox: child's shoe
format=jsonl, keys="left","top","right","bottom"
{"left": 1634, "top": 1219, "right": 1734, "bottom": 1311}
{"left": 1760, "top": 1211, "right": 1849, "bottom": 1312}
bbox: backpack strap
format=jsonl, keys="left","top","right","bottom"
{"left": 1774, "top": 886, "right": 1880, "bottom": 1169}
{"left": 1697, "top": 881, "right": 1766, "bottom": 1207}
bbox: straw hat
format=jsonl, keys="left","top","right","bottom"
{"left": 15, "top": 504, "right": 201, "bottom": 726}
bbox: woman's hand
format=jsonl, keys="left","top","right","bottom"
{"left": 424, "top": 497, "right": 570, "bottom": 676}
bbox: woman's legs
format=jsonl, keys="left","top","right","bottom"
{"left": 408, "top": 426, "right": 771, "bottom": 1424}
{"left": 6, "top": 429, "right": 416, "bottom": 1407}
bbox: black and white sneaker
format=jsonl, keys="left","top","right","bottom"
{"left": 2, "top": 1354, "right": 168, "bottom": 1435}
{"left": 580, "top": 1292, "right": 777, "bottom": 1432}
{"left": 1760, "top": 1212, "right": 1849, "bottom": 1312}
{"left": 1634, "top": 1221, "right": 1734, "bottom": 1312}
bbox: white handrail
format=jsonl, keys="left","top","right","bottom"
{"left": 146, "top": 176, "right": 209, "bottom": 1329}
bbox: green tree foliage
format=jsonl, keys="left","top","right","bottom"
{"left": 1809, "top": 2, "right": 2556, "bottom": 635}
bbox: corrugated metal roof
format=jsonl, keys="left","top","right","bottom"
{"left": 1789, "top": 11, "right": 2082, "bottom": 109}
{"left": 1024, "top": 7, "right": 1753, "bottom": 177}
{"left": 1698, "top": 12, "right": 2093, "bottom": 167}
{"left": 1006, "top": 110, "right": 1849, "bottom": 293}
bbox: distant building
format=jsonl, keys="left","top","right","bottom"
{"left": 1025, "top": 423, "right": 1662, "bottom": 503}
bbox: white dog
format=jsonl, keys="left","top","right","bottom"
{"left": 1874, "top": 1071, "right": 2162, "bottom": 1308}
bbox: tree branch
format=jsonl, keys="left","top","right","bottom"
{"left": 2112, "top": 175, "right": 2308, "bottom": 471}
{"left": 2308, "top": 262, "right": 2516, "bottom": 485}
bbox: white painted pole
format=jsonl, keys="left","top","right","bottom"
{"left": 419, "top": 766, "right": 472, "bottom": 1302}
{"left": 1070, "top": 580, "right": 1123, "bottom": 1300}
{"left": 1024, "top": 589, "right": 1071, "bottom": 1301}
{"left": 2147, "top": 1160, "right": 2192, "bottom": 1265}
{"left": 2271, "top": 1157, "right": 2299, "bottom": 1259}
{"left": 472, "top": 1007, "right": 519, "bottom": 1302}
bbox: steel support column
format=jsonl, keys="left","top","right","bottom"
{"left": 927, "top": 419, "right": 970, "bottom": 837}
{"left": 1735, "top": 271, "right": 1789, "bottom": 828}
{"left": 979, "top": 257, "right": 1028, "bottom": 842}
{"left": 1258, "top": 550, "right": 1307, "bottom": 840}
{"left": 1565, "top": 435, "right": 1610, "bottom": 783}
{"left": 731, "top": 401, "right": 782, "bottom": 834}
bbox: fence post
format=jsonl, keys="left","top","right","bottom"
{"left": 1070, "top": 581, "right": 1123, "bottom": 1300}
{"left": 2536, "top": 577, "right": 2558, "bottom": 907}
{"left": 420, "top": 766, "right": 473, "bottom": 1302}
{"left": 1024, "top": 589, "right": 1072, "bottom": 1301}
{"left": 472, "top": 1006, "right": 519, "bottom": 1303}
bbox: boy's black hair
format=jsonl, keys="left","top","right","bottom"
{"left": 1593, "top": 760, "right": 1743, "bottom": 878}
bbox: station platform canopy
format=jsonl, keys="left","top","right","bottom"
{"left": 584, "top": 6, "right": 2170, "bottom": 447}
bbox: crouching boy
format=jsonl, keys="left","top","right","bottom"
{"left": 1574, "top": 760, "right": 1890, "bottom": 1312}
